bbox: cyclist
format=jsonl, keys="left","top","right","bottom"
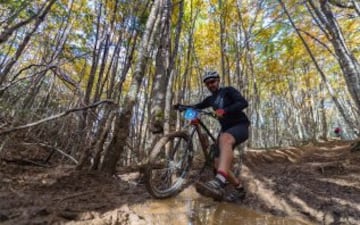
{"left": 175, "top": 70, "right": 250, "bottom": 201}
{"left": 334, "top": 127, "right": 341, "bottom": 137}
{"left": 334, "top": 127, "right": 343, "bottom": 139}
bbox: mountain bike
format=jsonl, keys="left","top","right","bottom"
{"left": 144, "top": 105, "right": 236, "bottom": 199}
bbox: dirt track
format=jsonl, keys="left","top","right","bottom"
{"left": 242, "top": 141, "right": 360, "bottom": 224}
{"left": 0, "top": 140, "right": 359, "bottom": 225}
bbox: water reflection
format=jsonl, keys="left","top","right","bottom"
{"left": 132, "top": 187, "right": 312, "bottom": 225}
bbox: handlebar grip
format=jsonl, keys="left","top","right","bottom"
{"left": 173, "top": 104, "right": 187, "bottom": 112}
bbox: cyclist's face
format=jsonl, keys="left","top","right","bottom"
{"left": 204, "top": 78, "right": 219, "bottom": 92}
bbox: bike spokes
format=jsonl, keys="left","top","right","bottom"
{"left": 145, "top": 133, "right": 192, "bottom": 198}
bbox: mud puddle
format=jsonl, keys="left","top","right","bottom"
{"left": 132, "top": 186, "right": 312, "bottom": 225}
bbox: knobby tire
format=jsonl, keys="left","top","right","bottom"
{"left": 145, "top": 131, "right": 193, "bottom": 199}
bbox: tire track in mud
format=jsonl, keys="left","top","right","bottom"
{"left": 1, "top": 141, "right": 359, "bottom": 225}
{"left": 240, "top": 142, "right": 360, "bottom": 225}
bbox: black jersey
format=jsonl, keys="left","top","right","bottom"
{"left": 194, "top": 87, "right": 250, "bottom": 130}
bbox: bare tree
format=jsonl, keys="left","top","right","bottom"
{"left": 100, "top": 0, "right": 165, "bottom": 174}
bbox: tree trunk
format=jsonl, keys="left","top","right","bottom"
{"left": 100, "top": 0, "right": 164, "bottom": 174}
{"left": 319, "top": 82, "right": 328, "bottom": 140}
{"left": 149, "top": 5, "right": 170, "bottom": 134}
{"left": 218, "top": 0, "right": 228, "bottom": 85}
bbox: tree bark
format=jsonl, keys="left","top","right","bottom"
{"left": 149, "top": 3, "right": 170, "bottom": 134}
{"left": 100, "top": 0, "right": 164, "bottom": 174}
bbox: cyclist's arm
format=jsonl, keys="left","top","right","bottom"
{"left": 223, "top": 87, "right": 248, "bottom": 113}
{"left": 193, "top": 96, "right": 211, "bottom": 109}
{"left": 175, "top": 97, "right": 211, "bottom": 110}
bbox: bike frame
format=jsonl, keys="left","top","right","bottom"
{"left": 187, "top": 117, "right": 218, "bottom": 162}
{"left": 144, "top": 107, "right": 239, "bottom": 199}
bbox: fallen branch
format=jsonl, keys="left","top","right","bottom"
{"left": 21, "top": 142, "right": 79, "bottom": 165}
{"left": 0, "top": 99, "right": 116, "bottom": 136}
{"left": 1, "top": 158, "right": 52, "bottom": 168}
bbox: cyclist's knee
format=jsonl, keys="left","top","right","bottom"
{"left": 219, "top": 133, "right": 235, "bottom": 146}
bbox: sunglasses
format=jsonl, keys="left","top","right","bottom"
{"left": 205, "top": 79, "right": 218, "bottom": 85}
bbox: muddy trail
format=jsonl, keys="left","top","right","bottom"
{"left": 0, "top": 140, "right": 359, "bottom": 225}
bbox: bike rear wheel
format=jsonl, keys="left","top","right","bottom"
{"left": 145, "top": 131, "right": 193, "bottom": 198}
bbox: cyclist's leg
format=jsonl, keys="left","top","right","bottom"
{"left": 217, "top": 132, "right": 236, "bottom": 180}
{"left": 219, "top": 123, "right": 249, "bottom": 185}
{"left": 195, "top": 133, "right": 234, "bottom": 200}
{"left": 214, "top": 130, "right": 247, "bottom": 186}
{"left": 214, "top": 156, "right": 241, "bottom": 186}
{"left": 195, "top": 124, "right": 248, "bottom": 200}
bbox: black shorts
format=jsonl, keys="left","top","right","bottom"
{"left": 212, "top": 123, "right": 249, "bottom": 158}
{"left": 222, "top": 123, "right": 249, "bottom": 147}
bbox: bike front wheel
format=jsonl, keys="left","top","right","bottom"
{"left": 145, "top": 131, "right": 193, "bottom": 198}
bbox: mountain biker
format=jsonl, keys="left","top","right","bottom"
{"left": 174, "top": 70, "right": 250, "bottom": 201}
{"left": 334, "top": 127, "right": 342, "bottom": 139}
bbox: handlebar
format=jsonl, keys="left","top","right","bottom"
{"left": 174, "top": 104, "right": 217, "bottom": 119}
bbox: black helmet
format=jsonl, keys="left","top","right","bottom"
{"left": 202, "top": 70, "right": 220, "bottom": 82}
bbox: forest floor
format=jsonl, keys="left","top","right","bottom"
{"left": 0, "top": 140, "right": 359, "bottom": 225}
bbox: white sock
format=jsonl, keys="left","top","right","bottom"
{"left": 215, "top": 173, "right": 226, "bottom": 184}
